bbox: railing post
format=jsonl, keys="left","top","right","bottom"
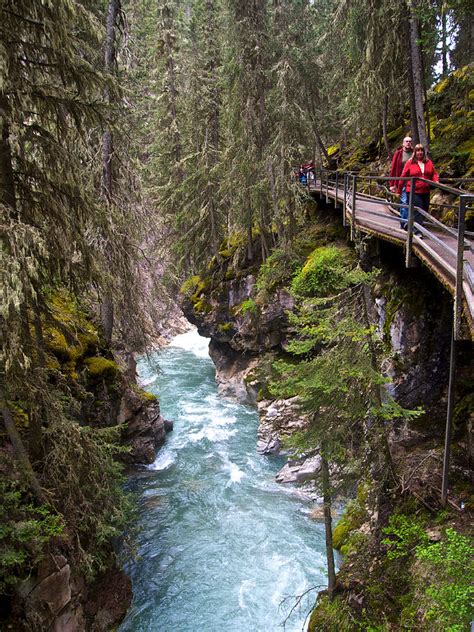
{"left": 343, "top": 172, "right": 347, "bottom": 227}
{"left": 319, "top": 168, "right": 323, "bottom": 196}
{"left": 453, "top": 196, "right": 466, "bottom": 342}
{"left": 405, "top": 178, "right": 415, "bottom": 268}
{"left": 335, "top": 171, "right": 339, "bottom": 208}
{"left": 325, "top": 170, "right": 329, "bottom": 203}
{"left": 440, "top": 197, "right": 466, "bottom": 508}
{"left": 350, "top": 174, "right": 357, "bottom": 240}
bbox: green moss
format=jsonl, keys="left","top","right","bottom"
{"left": 218, "top": 231, "right": 246, "bottom": 259}
{"left": 84, "top": 356, "right": 119, "bottom": 379}
{"left": 10, "top": 403, "right": 29, "bottom": 428}
{"left": 217, "top": 322, "right": 232, "bottom": 333}
{"left": 192, "top": 298, "right": 209, "bottom": 314}
{"left": 44, "top": 327, "right": 70, "bottom": 359}
{"left": 333, "top": 484, "right": 369, "bottom": 551}
{"left": 308, "top": 594, "right": 356, "bottom": 632}
{"left": 180, "top": 275, "right": 208, "bottom": 299}
{"left": 238, "top": 298, "right": 259, "bottom": 315}
{"left": 43, "top": 291, "right": 99, "bottom": 364}
{"left": 141, "top": 390, "right": 158, "bottom": 402}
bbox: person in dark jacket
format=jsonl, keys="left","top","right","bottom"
{"left": 398, "top": 143, "right": 439, "bottom": 237}
{"left": 389, "top": 136, "right": 413, "bottom": 229}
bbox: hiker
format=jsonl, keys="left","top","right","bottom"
{"left": 389, "top": 136, "right": 413, "bottom": 229}
{"left": 398, "top": 144, "right": 439, "bottom": 237}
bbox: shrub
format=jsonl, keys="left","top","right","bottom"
{"left": 0, "top": 477, "right": 64, "bottom": 592}
{"left": 291, "top": 246, "right": 359, "bottom": 297}
{"left": 239, "top": 298, "right": 259, "bottom": 315}
{"left": 381, "top": 513, "right": 429, "bottom": 560}
{"left": 412, "top": 528, "right": 474, "bottom": 631}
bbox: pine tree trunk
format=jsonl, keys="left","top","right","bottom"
{"left": 441, "top": 10, "right": 448, "bottom": 76}
{"left": 382, "top": 94, "right": 392, "bottom": 159}
{"left": 407, "top": 0, "right": 428, "bottom": 149}
{"left": 100, "top": 0, "right": 120, "bottom": 342}
{"left": 1, "top": 389, "right": 45, "bottom": 504}
{"left": 321, "top": 455, "right": 336, "bottom": 600}
{"left": 0, "top": 95, "right": 16, "bottom": 213}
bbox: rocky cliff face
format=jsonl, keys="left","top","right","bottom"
{"left": 181, "top": 230, "right": 466, "bottom": 481}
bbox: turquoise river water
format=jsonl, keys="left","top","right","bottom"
{"left": 119, "top": 330, "right": 327, "bottom": 632}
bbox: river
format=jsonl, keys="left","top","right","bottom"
{"left": 119, "top": 330, "right": 327, "bottom": 632}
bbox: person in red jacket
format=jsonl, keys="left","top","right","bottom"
{"left": 390, "top": 136, "right": 413, "bottom": 229}
{"left": 398, "top": 144, "right": 439, "bottom": 237}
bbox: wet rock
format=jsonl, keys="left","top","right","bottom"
{"left": 118, "top": 387, "right": 166, "bottom": 464}
{"left": 24, "top": 564, "right": 71, "bottom": 626}
{"left": 257, "top": 397, "right": 310, "bottom": 455}
{"left": 209, "top": 339, "right": 259, "bottom": 404}
{"left": 275, "top": 455, "right": 322, "bottom": 484}
{"left": 84, "top": 565, "right": 132, "bottom": 631}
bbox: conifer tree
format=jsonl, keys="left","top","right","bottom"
{"left": 177, "top": 0, "right": 224, "bottom": 267}
{"left": 223, "top": 0, "right": 271, "bottom": 261}
{"left": 271, "top": 283, "right": 418, "bottom": 599}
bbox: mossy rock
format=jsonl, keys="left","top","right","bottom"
{"left": 140, "top": 389, "right": 158, "bottom": 403}
{"left": 44, "top": 327, "right": 70, "bottom": 360}
{"left": 217, "top": 322, "right": 233, "bottom": 333}
{"left": 193, "top": 298, "right": 212, "bottom": 314}
{"left": 84, "top": 356, "right": 119, "bottom": 379}
{"left": 10, "top": 403, "right": 29, "bottom": 428}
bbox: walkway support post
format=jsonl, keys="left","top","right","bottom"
{"left": 441, "top": 196, "right": 467, "bottom": 507}
{"left": 335, "top": 171, "right": 339, "bottom": 208}
{"left": 351, "top": 174, "right": 357, "bottom": 240}
{"left": 453, "top": 196, "right": 467, "bottom": 342}
{"left": 343, "top": 173, "right": 347, "bottom": 227}
{"left": 405, "top": 178, "right": 415, "bottom": 268}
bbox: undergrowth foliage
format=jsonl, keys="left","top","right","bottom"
{"left": 0, "top": 473, "right": 64, "bottom": 594}
{"left": 382, "top": 514, "right": 474, "bottom": 631}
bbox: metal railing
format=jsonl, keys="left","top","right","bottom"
{"left": 306, "top": 168, "right": 473, "bottom": 341}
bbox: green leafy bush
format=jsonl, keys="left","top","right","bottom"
{"left": 0, "top": 478, "right": 64, "bottom": 592}
{"left": 382, "top": 513, "right": 429, "bottom": 560}
{"left": 412, "top": 528, "right": 474, "bottom": 631}
{"left": 291, "top": 246, "right": 360, "bottom": 297}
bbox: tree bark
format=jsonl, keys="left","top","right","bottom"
{"left": 100, "top": 0, "right": 120, "bottom": 342}
{"left": 101, "top": 0, "right": 120, "bottom": 202}
{"left": 1, "top": 389, "right": 45, "bottom": 504}
{"left": 407, "top": 0, "right": 428, "bottom": 149}
{"left": 382, "top": 94, "right": 392, "bottom": 159}
{"left": 0, "top": 95, "right": 17, "bottom": 213}
{"left": 441, "top": 9, "right": 448, "bottom": 76}
{"left": 321, "top": 455, "right": 336, "bottom": 600}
